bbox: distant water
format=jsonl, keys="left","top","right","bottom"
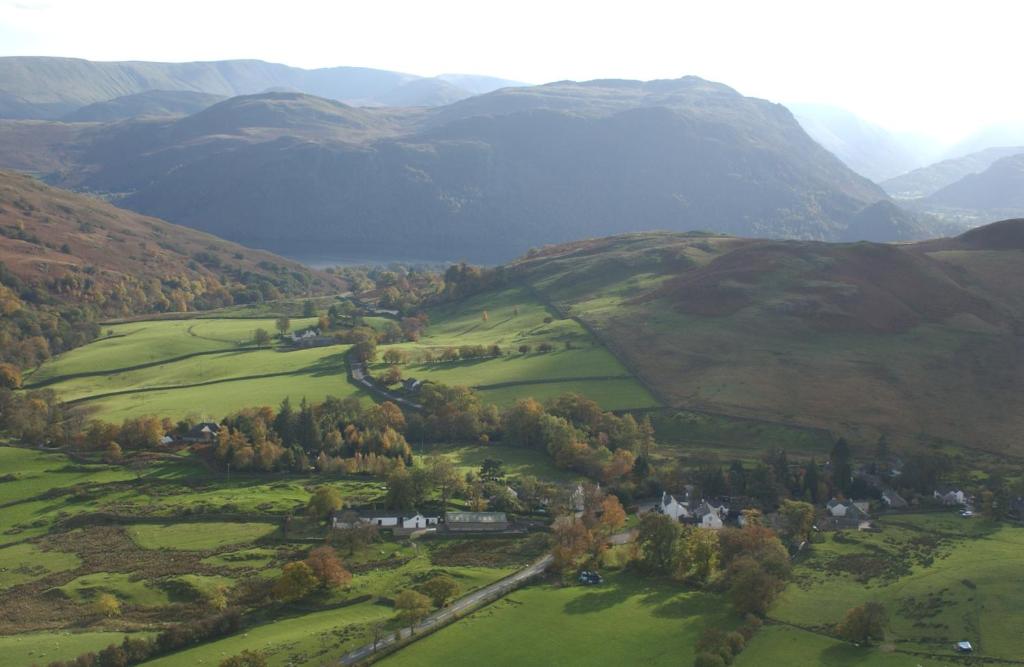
{"left": 243, "top": 239, "right": 470, "bottom": 269}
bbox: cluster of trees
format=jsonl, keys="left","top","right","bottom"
{"left": 212, "top": 397, "right": 413, "bottom": 473}
{"left": 634, "top": 513, "right": 791, "bottom": 617}
{"left": 694, "top": 617, "right": 763, "bottom": 667}
{"left": 270, "top": 546, "right": 352, "bottom": 602}
{"left": 391, "top": 573, "right": 463, "bottom": 628}
{"left": 498, "top": 395, "right": 653, "bottom": 483}
{"left": 329, "top": 265, "right": 445, "bottom": 314}
{"left": 548, "top": 485, "right": 628, "bottom": 572}
{"left": 45, "top": 610, "right": 242, "bottom": 667}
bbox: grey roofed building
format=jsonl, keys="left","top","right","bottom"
{"left": 881, "top": 489, "right": 908, "bottom": 509}
{"left": 444, "top": 511, "right": 510, "bottom": 532}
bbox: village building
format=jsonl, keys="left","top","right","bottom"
{"left": 881, "top": 489, "right": 908, "bottom": 509}
{"left": 659, "top": 491, "right": 691, "bottom": 521}
{"left": 934, "top": 487, "right": 968, "bottom": 506}
{"left": 443, "top": 511, "right": 510, "bottom": 532}
{"left": 331, "top": 509, "right": 439, "bottom": 530}
{"left": 185, "top": 422, "right": 220, "bottom": 443}
{"left": 823, "top": 498, "right": 871, "bottom": 529}
{"left": 691, "top": 501, "right": 728, "bottom": 529}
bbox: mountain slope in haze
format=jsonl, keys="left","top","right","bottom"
{"left": 881, "top": 146, "right": 1024, "bottom": 199}
{"left": 0, "top": 170, "right": 346, "bottom": 371}
{"left": 923, "top": 154, "right": 1024, "bottom": 214}
{"left": 0, "top": 79, "right": 937, "bottom": 262}
{"left": 505, "top": 220, "right": 1024, "bottom": 453}
{"left": 0, "top": 56, "right": 523, "bottom": 119}
{"left": 789, "top": 103, "right": 940, "bottom": 181}
{"left": 63, "top": 90, "right": 228, "bottom": 122}
{"left": 0, "top": 170, "right": 343, "bottom": 318}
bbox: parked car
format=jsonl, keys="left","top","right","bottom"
{"left": 578, "top": 570, "right": 604, "bottom": 585}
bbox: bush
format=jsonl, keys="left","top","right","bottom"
{"left": 694, "top": 652, "right": 726, "bottom": 667}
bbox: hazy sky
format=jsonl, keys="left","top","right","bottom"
{"left": 1, "top": 0, "right": 1020, "bottom": 142}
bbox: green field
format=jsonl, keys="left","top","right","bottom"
{"left": 0, "top": 630, "right": 153, "bottom": 667}
{"left": 373, "top": 286, "right": 657, "bottom": 411}
{"left": 28, "top": 288, "right": 658, "bottom": 418}
{"left": 733, "top": 625, "right": 947, "bottom": 667}
{"left": 381, "top": 572, "right": 731, "bottom": 667}
{"left": 28, "top": 317, "right": 317, "bottom": 384}
{"left": 0, "top": 542, "right": 81, "bottom": 589}
{"left": 770, "top": 513, "right": 1024, "bottom": 662}
{"left": 127, "top": 522, "right": 279, "bottom": 551}
{"left": 58, "top": 571, "right": 173, "bottom": 606}
{"left": 141, "top": 600, "right": 393, "bottom": 667}
{"left": 425, "top": 443, "right": 582, "bottom": 483}
{"left": 25, "top": 316, "right": 366, "bottom": 421}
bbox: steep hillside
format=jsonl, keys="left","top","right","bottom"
{"left": 0, "top": 171, "right": 345, "bottom": 370}
{"left": 504, "top": 220, "right": 1024, "bottom": 452}
{"left": 0, "top": 79, "right": 938, "bottom": 262}
{"left": 790, "top": 103, "right": 938, "bottom": 181}
{"left": 882, "top": 146, "right": 1024, "bottom": 199}
{"left": 923, "top": 154, "right": 1024, "bottom": 213}
{"left": 63, "top": 90, "right": 227, "bottom": 122}
{"left": 0, "top": 56, "right": 522, "bottom": 119}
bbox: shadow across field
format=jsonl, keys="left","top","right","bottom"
{"left": 65, "top": 352, "right": 349, "bottom": 406}
{"left": 563, "top": 576, "right": 708, "bottom": 620}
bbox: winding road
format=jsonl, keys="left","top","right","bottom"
{"left": 338, "top": 553, "right": 554, "bottom": 665}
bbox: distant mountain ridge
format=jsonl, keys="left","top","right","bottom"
{"left": 62, "top": 90, "right": 228, "bottom": 122}
{"left": 882, "top": 146, "right": 1024, "bottom": 200}
{"left": 924, "top": 153, "right": 1024, "bottom": 212}
{"left": 0, "top": 56, "right": 524, "bottom": 119}
{"left": 0, "top": 78, "right": 940, "bottom": 262}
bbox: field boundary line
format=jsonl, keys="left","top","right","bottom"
{"left": 63, "top": 363, "right": 346, "bottom": 405}
{"left": 24, "top": 346, "right": 264, "bottom": 388}
{"left": 472, "top": 374, "right": 634, "bottom": 390}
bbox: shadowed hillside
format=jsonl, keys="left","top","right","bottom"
{"left": 506, "top": 220, "right": 1024, "bottom": 452}
{"left": 0, "top": 79, "right": 939, "bottom": 262}
{"left": 0, "top": 171, "right": 345, "bottom": 369}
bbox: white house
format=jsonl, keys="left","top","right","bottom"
{"left": 692, "top": 501, "right": 728, "bottom": 530}
{"left": 332, "top": 510, "right": 399, "bottom": 529}
{"left": 290, "top": 328, "right": 320, "bottom": 342}
{"left": 660, "top": 491, "right": 691, "bottom": 521}
{"left": 934, "top": 487, "right": 968, "bottom": 506}
{"left": 333, "top": 510, "right": 438, "bottom": 530}
{"left": 401, "top": 513, "right": 440, "bottom": 530}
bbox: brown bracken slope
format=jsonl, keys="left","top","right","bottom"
{"left": 511, "top": 223, "right": 1024, "bottom": 453}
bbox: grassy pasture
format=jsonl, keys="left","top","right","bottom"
{"left": 423, "top": 443, "right": 581, "bottom": 483}
{"left": 27, "top": 316, "right": 353, "bottom": 421}
{"left": 58, "top": 571, "right": 171, "bottom": 607}
{"left": 79, "top": 371, "right": 363, "bottom": 422}
{"left": 53, "top": 346, "right": 350, "bottom": 402}
{"left": 734, "top": 625, "right": 947, "bottom": 666}
{"left": 377, "top": 286, "right": 657, "bottom": 411}
{"left": 0, "top": 631, "right": 154, "bottom": 667}
{"left": 127, "top": 522, "right": 279, "bottom": 551}
{"left": 380, "top": 571, "right": 731, "bottom": 667}
{"left": 0, "top": 541, "right": 80, "bottom": 590}
{"left": 0, "top": 447, "right": 132, "bottom": 505}
{"left": 29, "top": 317, "right": 317, "bottom": 384}
{"left": 771, "top": 513, "right": 1024, "bottom": 661}
{"left": 140, "top": 600, "right": 393, "bottom": 667}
